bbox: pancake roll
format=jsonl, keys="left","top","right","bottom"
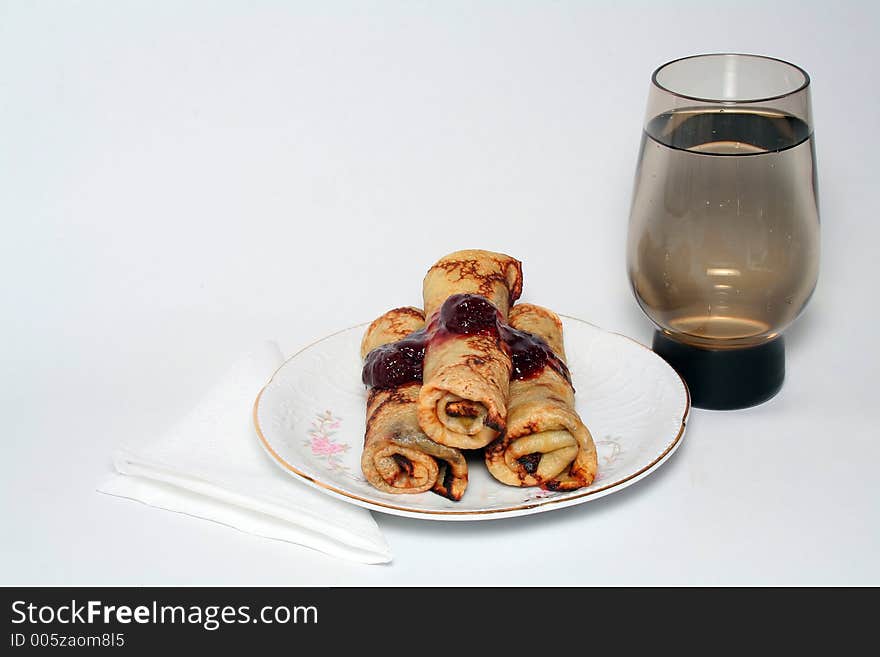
{"left": 418, "top": 250, "right": 523, "bottom": 449}
{"left": 484, "top": 303, "right": 598, "bottom": 491}
{"left": 422, "top": 248, "right": 523, "bottom": 319}
{"left": 360, "top": 307, "right": 468, "bottom": 500}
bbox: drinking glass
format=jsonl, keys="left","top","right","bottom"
{"left": 627, "top": 54, "right": 819, "bottom": 409}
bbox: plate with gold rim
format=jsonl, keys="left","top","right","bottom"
{"left": 253, "top": 315, "right": 689, "bottom": 520}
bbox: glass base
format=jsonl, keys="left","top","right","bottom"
{"left": 652, "top": 331, "right": 785, "bottom": 410}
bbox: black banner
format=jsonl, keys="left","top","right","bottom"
{"left": 0, "top": 586, "right": 859, "bottom": 651}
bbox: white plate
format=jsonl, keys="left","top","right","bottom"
{"left": 253, "top": 316, "right": 689, "bottom": 520}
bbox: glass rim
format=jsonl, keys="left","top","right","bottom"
{"left": 651, "top": 53, "right": 811, "bottom": 104}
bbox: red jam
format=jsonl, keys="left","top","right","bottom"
{"left": 360, "top": 330, "right": 427, "bottom": 388}
{"left": 362, "top": 293, "right": 571, "bottom": 389}
{"left": 439, "top": 294, "right": 501, "bottom": 335}
{"left": 500, "top": 324, "right": 571, "bottom": 385}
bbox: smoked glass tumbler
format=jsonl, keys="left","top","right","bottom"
{"left": 627, "top": 54, "right": 819, "bottom": 409}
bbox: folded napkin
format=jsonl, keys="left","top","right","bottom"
{"left": 98, "top": 341, "right": 392, "bottom": 564}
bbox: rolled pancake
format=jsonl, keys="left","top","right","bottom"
{"left": 418, "top": 250, "right": 522, "bottom": 450}
{"left": 422, "top": 249, "right": 523, "bottom": 318}
{"left": 361, "top": 307, "right": 468, "bottom": 500}
{"left": 484, "top": 303, "right": 598, "bottom": 490}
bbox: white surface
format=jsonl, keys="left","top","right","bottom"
{"left": 98, "top": 341, "right": 391, "bottom": 563}
{"left": 256, "top": 317, "right": 688, "bottom": 518}
{"left": 1, "top": 1, "right": 877, "bottom": 585}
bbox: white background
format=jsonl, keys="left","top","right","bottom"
{"left": 2, "top": 1, "right": 878, "bottom": 585}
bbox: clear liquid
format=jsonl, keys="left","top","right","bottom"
{"left": 627, "top": 108, "right": 820, "bottom": 348}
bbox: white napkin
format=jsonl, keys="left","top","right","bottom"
{"left": 97, "top": 341, "right": 392, "bottom": 564}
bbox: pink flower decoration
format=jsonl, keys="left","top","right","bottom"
{"left": 310, "top": 435, "right": 347, "bottom": 456}
{"left": 303, "top": 410, "right": 352, "bottom": 474}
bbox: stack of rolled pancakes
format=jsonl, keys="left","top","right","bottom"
{"left": 360, "top": 249, "right": 598, "bottom": 500}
